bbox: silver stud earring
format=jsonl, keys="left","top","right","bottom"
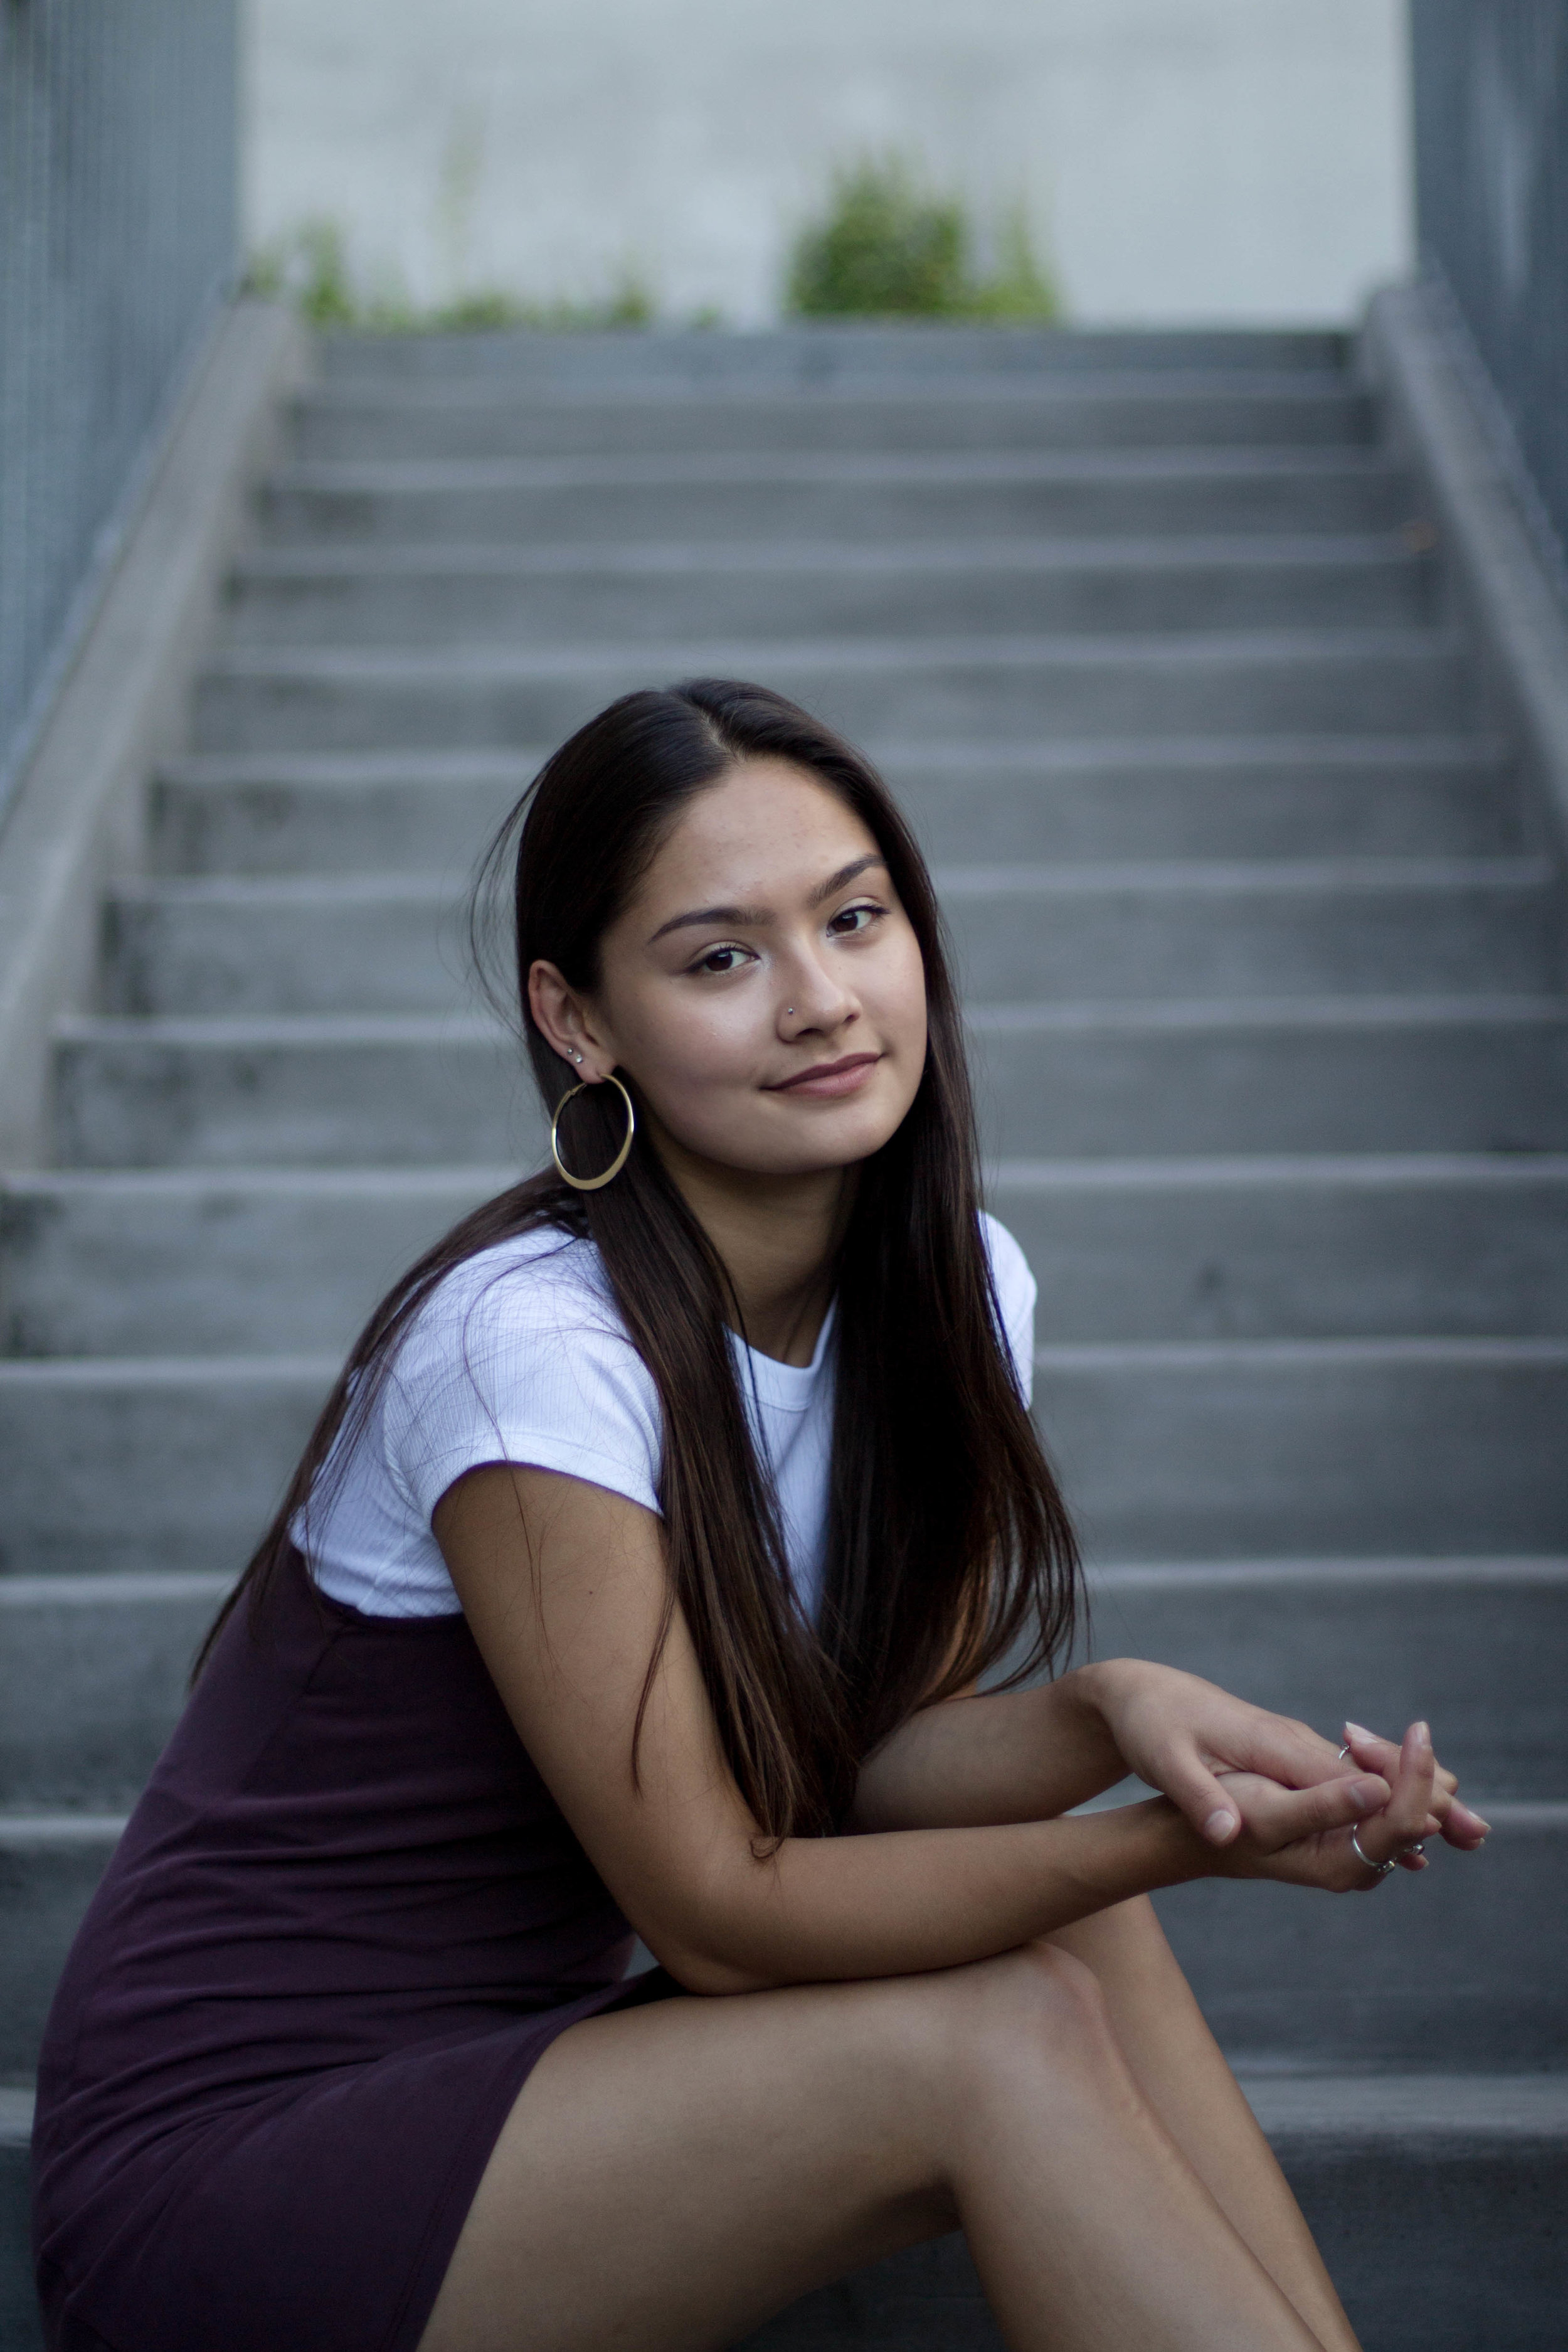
{"left": 572, "top": 1051, "right": 583, "bottom": 1064}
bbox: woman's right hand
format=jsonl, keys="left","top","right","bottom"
{"left": 1209, "top": 1720, "right": 1468, "bottom": 1893}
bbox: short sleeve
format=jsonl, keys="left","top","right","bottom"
{"left": 980, "top": 1213, "right": 1037, "bottom": 1406}
{"left": 381, "top": 1236, "right": 664, "bottom": 1528}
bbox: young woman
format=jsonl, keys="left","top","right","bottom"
{"left": 33, "top": 681, "right": 1487, "bottom": 2352}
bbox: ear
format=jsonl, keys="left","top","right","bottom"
{"left": 527, "top": 960, "right": 615, "bottom": 1079}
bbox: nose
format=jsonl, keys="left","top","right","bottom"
{"left": 779, "top": 950, "right": 856, "bottom": 1038}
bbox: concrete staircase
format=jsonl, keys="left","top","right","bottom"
{"left": 3, "top": 324, "right": 1566, "bottom": 2349}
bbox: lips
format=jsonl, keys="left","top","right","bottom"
{"left": 767, "top": 1052, "right": 882, "bottom": 1097}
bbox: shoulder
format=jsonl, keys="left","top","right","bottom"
{"left": 388, "top": 1223, "right": 657, "bottom": 1431}
{"left": 978, "top": 1211, "right": 1036, "bottom": 1324}
{"left": 383, "top": 1222, "right": 664, "bottom": 1521}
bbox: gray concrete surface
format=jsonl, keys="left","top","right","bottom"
{"left": 3, "top": 317, "right": 1565, "bottom": 2346}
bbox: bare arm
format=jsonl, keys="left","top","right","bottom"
{"left": 852, "top": 1654, "right": 1488, "bottom": 1854}
{"left": 435, "top": 1464, "right": 1399, "bottom": 1997}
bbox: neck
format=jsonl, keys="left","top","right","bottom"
{"left": 649, "top": 1124, "right": 856, "bottom": 1366}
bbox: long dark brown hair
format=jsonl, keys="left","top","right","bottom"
{"left": 197, "top": 681, "right": 1079, "bottom": 1839}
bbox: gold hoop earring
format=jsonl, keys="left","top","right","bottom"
{"left": 551, "top": 1072, "right": 636, "bottom": 1191}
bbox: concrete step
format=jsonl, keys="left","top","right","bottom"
{"left": 1001, "top": 1154, "right": 1568, "bottom": 1342}
{"left": 1081, "top": 1558, "right": 1568, "bottom": 1801}
{"left": 969, "top": 996, "right": 1568, "bottom": 1157}
{"left": 148, "top": 738, "right": 1525, "bottom": 876}
{"left": 0, "top": 1797, "right": 1560, "bottom": 2085}
{"left": 50, "top": 999, "right": 1568, "bottom": 1169}
{"left": 1156, "top": 1804, "right": 1568, "bottom": 2068}
{"left": 222, "top": 536, "right": 1435, "bottom": 644}
{"left": 1037, "top": 1336, "right": 1568, "bottom": 1560}
{"left": 99, "top": 858, "right": 1562, "bottom": 1017}
{"left": 0, "top": 2089, "right": 37, "bottom": 2352}
{"left": 0, "top": 1354, "right": 331, "bottom": 1577}
{"left": 312, "top": 325, "right": 1353, "bottom": 387}
{"left": 0, "top": 1574, "right": 226, "bottom": 1809}
{"left": 1, "top": 1559, "right": 1557, "bottom": 1820}
{"left": 290, "top": 375, "right": 1376, "bottom": 461}
{"left": 256, "top": 450, "right": 1419, "bottom": 545}
{"left": 191, "top": 633, "right": 1476, "bottom": 757}
{"left": 0, "top": 1166, "right": 497, "bottom": 1355}
{"left": 3, "top": 1338, "right": 1564, "bottom": 1577}
{"left": 1, "top": 2073, "right": 1562, "bottom": 2352}
{"left": 736, "top": 2075, "right": 1568, "bottom": 2352}
{"left": 10, "top": 1156, "right": 1567, "bottom": 1357}
{"left": 0, "top": 1817, "right": 126, "bottom": 2077}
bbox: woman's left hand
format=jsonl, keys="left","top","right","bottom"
{"left": 1082, "top": 1658, "right": 1490, "bottom": 1854}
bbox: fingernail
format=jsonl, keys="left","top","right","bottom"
{"left": 1204, "top": 1809, "right": 1237, "bottom": 1843}
{"left": 1343, "top": 1722, "right": 1374, "bottom": 1743}
{"left": 1351, "top": 1780, "right": 1385, "bottom": 1811}
{"left": 1473, "top": 1816, "right": 1492, "bottom": 1834}
{"left": 1415, "top": 1720, "right": 1431, "bottom": 1747}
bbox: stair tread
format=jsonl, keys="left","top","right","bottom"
{"left": 296, "top": 370, "right": 1365, "bottom": 412}
{"left": 157, "top": 733, "right": 1513, "bottom": 785}
{"left": 203, "top": 626, "right": 1463, "bottom": 675}
{"left": 109, "top": 855, "right": 1556, "bottom": 906}
{"left": 233, "top": 533, "right": 1419, "bottom": 577}
{"left": 267, "top": 447, "right": 1402, "bottom": 491}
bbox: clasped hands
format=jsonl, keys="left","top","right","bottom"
{"left": 1084, "top": 1660, "right": 1491, "bottom": 1892}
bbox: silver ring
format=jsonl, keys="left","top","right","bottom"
{"left": 1350, "top": 1825, "right": 1396, "bottom": 1882}
{"left": 1338, "top": 1743, "right": 1352, "bottom": 1762}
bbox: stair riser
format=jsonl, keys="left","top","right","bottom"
{"left": 2, "top": 1353, "right": 1562, "bottom": 1577}
{"left": 258, "top": 471, "right": 1415, "bottom": 546}
{"left": 0, "top": 2144, "right": 38, "bottom": 2352}
{"left": 1, "top": 1817, "right": 1558, "bottom": 2084}
{"left": 973, "top": 1018, "right": 1568, "bottom": 1157}
{"left": 193, "top": 646, "right": 1473, "bottom": 757}
{"left": 291, "top": 387, "right": 1375, "bottom": 462}
{"left": 314, "top": 327, "right": 1352, "bottom": 385}
{"left": 102, "top": 878, "right": 1560, "bottom": 1018}
{"left": 0, "top": 1586, "right": 218, "bottom": 1807}
{"left": 0, "top": 1370, "right": 326, "bottom": 1578}
{"left": 10, "top": 1173, "right": 1567, "bottom": 1356}
{"left": 149, "top": 753, "right": 1525, "bottom": 876}
{"left": 1005, "top": 1176, "right": 1568, "bottom": 1342}
{"left": 1043, "top": 1352, "right": 1568, "bottom": 1560}
{"left": 1080, "top": 1570, "right": 1568, "bottom": 1799}
{"left": 0, "top": 1176, "right": 492, "bottom": 1355}
{"left": 1157, "top": 1814, "right": 1567, "bottom": 2065}
{"left": 222, "top": 554, "right": 1430, "bottom": 646}
{"left": 53, "top": 1020, "right": 1568, "bottom": 1169}
{"left": 3, "top": 1570, "right": 1558, "bottom": 1814}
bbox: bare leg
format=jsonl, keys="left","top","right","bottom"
{"left": 1048, "top": 1898, "right": 1359, "bottom": 2352}
{"left": 418, "top": 1942, "right": 1345, "bottom": 2352}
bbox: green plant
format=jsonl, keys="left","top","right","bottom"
{"left": 785, "top": 156, "right": 1057, "bottom": 323}
{"left": 241, "top": 223, "right": 659, "bottom": 336}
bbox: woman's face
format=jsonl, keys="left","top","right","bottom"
{"left": 531, "top": 758, "right": 928, "bottom": 1181}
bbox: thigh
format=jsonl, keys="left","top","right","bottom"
{"left": 416, "top": 1971, "right": 959, "bottom": 2352}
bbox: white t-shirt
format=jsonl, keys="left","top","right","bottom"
{"left": 297, "top": 1214, "right": 1036, "bottom": 1621}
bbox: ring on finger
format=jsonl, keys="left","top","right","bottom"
{"left": 1350, "top": 1825, "right": 1396, "bottom": 1882}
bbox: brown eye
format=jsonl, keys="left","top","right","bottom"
{"left": 829, "top": 902, "right": 881, "bottom": 936}
{"left": 697, "top": 945, "right": 748, "bottom": 974}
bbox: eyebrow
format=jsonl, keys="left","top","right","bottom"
{"left": 646, "top": 853, "right": 888, "bottom": 945}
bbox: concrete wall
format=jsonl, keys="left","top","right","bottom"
{"left": 243, "top": 0, "right": 1413, "bottom": 327}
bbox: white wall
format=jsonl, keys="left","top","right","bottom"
{"left": 243, "top": 0, "right": 1412, "bottom": 327}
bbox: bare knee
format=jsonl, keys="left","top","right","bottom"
{"left": 919, "top": 1938, "right": 1125, "bottom": 2118}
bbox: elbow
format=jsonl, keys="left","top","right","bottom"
{"left": 642, "top": 1931, "right": 782, "bottom": 1998}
